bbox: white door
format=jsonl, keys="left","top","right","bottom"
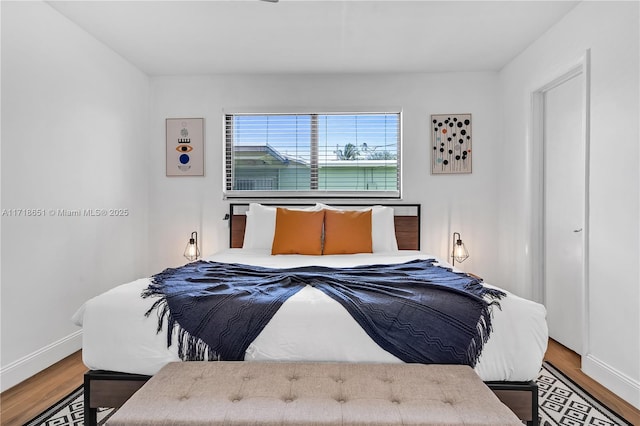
{"left": 543, "top": 73, "right": 585, "bottom": 355}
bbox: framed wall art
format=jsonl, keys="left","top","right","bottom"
{"left": 431, "top": 113, "right": 472, "bottom": 174}
{"left": 166, "top": 118, "right": 204, "bottom": 176}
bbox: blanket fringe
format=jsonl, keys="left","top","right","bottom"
{"left": 463, "top": 276, "right": 502, "bottom": 367}
{"left": 466, "top": 305, "right": 493, "bottom": 367}
{"left": 143, "top": 283, "right": 219, "bottom": 361}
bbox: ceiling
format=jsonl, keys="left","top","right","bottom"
{"left": 46, "top": 0, "right": 579, "bottom": 76}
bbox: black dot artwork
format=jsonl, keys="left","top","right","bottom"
{"left": 431, "top": 114, "right": 471, "bottom": 173}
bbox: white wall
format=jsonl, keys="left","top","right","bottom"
{"left": 0, "top": 2, "right": 150, "bottom": 391}
{"left": 148, "top": 73, "right": 502, "bottom": 282}
{"left": 498, "top": 1, "right": 639, "bottom": 408}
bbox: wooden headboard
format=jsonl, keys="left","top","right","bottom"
{"left": 229, "top": 204, "right": 420, "bottom": 250}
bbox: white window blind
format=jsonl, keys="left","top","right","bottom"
{"left": 224, "top": 112, "right": 401, "bottom": 198}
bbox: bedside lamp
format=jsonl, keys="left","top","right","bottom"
{"left": 184, "top": 231, "right": 200, "bottom": 261}
{"left": 451, "top": 232, "right": 469, "bottom": 266}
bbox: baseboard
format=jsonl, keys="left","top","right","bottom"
{"left": 582, "top": 353, "right": 640, "bottom": 410}
{"left": 0, "top": 330, "right": 82, "bottom": 392}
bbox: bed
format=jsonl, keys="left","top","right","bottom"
{"left": 76, "top": 203, "right": 547, "bottom": 425}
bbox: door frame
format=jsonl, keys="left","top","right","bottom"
{"left": 530, "top": 50, "right": 591, "bottom": 356}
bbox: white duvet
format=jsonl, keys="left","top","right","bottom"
{"left": 72, "top": 249, "right": 548, "bottom": 382}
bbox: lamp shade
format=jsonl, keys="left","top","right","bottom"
{"left": 451, "top": 232, "right": 469, "bottom": 265}
{"left": 184, "top": 231, "right": 200, "bottom": 261}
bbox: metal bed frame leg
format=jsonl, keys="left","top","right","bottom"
{"left": 82, "top": 369, "right": 151, "bottom": 426}
{"left": 530, "top": 381, "right": 539, "bottom": 426}
{"left": 486, "top": 380, "right": 538, "bottom": 426}
{"left": 84, "top": 373, "right": 98, "bottom": 426}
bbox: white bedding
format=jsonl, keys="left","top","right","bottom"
{"left": 73, "top": 249, "right": 548, "bottom": 382}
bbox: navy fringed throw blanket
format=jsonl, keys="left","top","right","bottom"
{"left": 142, "top": 259, "right": 505, "bottom": 366}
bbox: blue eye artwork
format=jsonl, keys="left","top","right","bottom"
{"left": 166, "top": 118, "right": 204, "bottom": 176}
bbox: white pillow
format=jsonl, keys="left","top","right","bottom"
{"left": 315, "top": 203, "right": 398, "bottom": 252}
{"left": 242, "top": 203, "right": 322, "bottom": 249}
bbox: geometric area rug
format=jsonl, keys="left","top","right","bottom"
{"left": 22, "top": 387, "right": 114, "bottom": 426}
{"left": 23, "top": 362, "right": 633, "bottom": 426}
{"left": 538, "top": 362, "right": 632, "bottom": 426}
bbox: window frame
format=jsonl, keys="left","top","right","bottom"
{"left": 223, "top": 110, "right": 402, "bottom": 199}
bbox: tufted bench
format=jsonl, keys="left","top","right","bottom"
{"left": 106, "top": 362, "right": 522, "bottom": 425}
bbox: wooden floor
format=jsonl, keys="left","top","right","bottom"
{"left": 1, "top": 341, "right": 638, "bottom": 426}
{"left": 0, "top": 351, "right": 87, "bottom": 426}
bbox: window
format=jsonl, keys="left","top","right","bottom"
{"left": 224, "top": 112, "right": 401, "bottom": 198}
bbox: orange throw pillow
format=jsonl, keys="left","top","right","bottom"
{"left": 323, "top": 209, "right": 373, "bottom": 255}
{"left": 271, "top": 208, "right": 325, "bottom": 255}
